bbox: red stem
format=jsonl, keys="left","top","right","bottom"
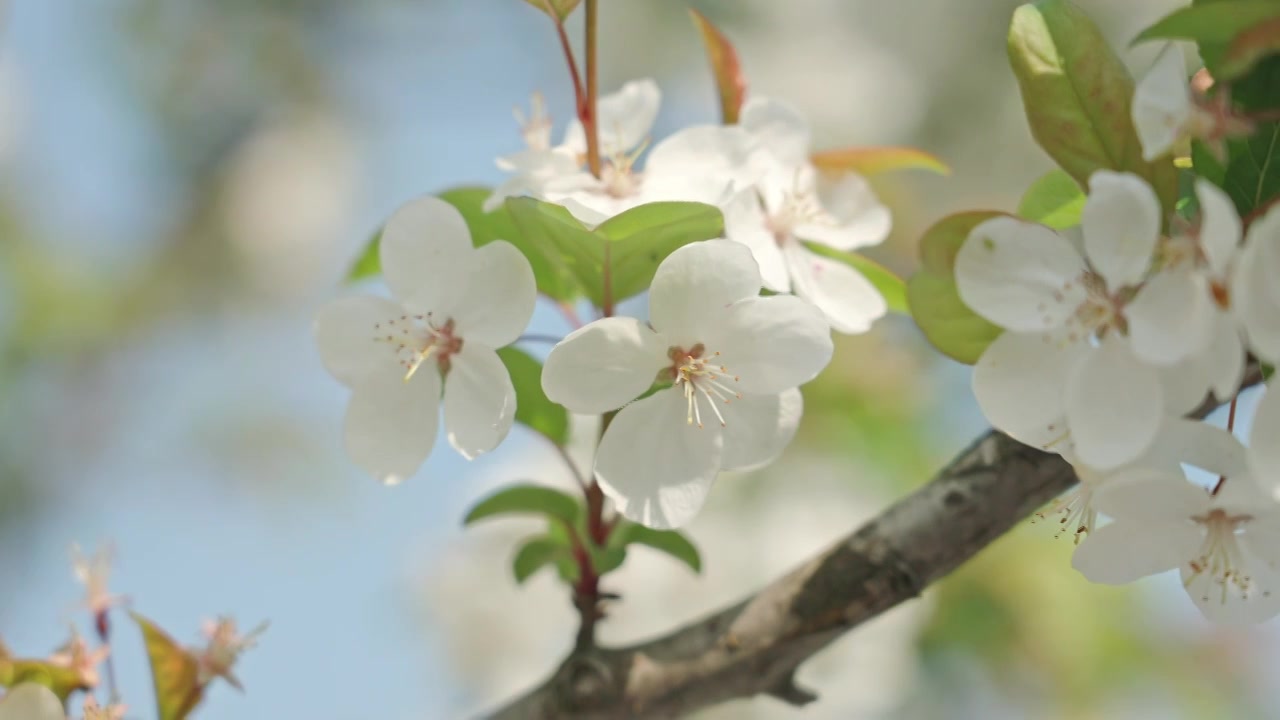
{"left": 1212, "top": 395, "right": 1240, "bottom": 497}
{"left": 544, "top": 2, "right": 586, "bottom": 129}
{"left": 583, "top": 0, "right": 601, "bottom": 177}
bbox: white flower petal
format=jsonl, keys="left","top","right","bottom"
{"left": 1073, "top": 519, "right": 1200, "bottom": 584}
{"left": 649, "top": 239, "right": 762, "bottom": 345}
{"left": 1081, "top": 171, "right": 1161, "bottom": 289}
{"left": 1159, "top": 355, "right": 1213, "bottom": 416}
{"left": 1126, "top": 266, "right": 1214, "bottom": 365}
{"left": 954, "top": 216, "right": 1087, "bottom": 332}
{"left": 796, "top": 172, "right": 892, "bottom": 251}
{"left": 740, "top": 96, "right": 811, "bottom": 168}
{"left": 443, "top": 342, "right": 516, "bottom": 460}
{"left": 314, "top": 294, "right": 404, "bottom": 387}
{"left": 594, "top": 388, "right": 724, "bottom": 529}
{"left": 563, "top": 79, "right": 660, "bottom": 156}
{"left": 541, "top": 317, "right": 669, "bottom": 414}
{"left": 1064, "top": 338, "right": 1163, "bottom": 469}
{"left": 447, "top": 241, "right": 536, "bottom": 348}
{"left": 1092, "top": 467, "right": 1210, "bottom": 521}
{"left": 0, "top": 684, "right": 65, "bottom": 720}
{"left": 644, "top": 124, "right": 758, "bottom": 195}
{"left": 1249, "top": 386, "right": 1280, "bottom": 499}
{"left": 971, "top": 331, "right": 1079, "bottom": 450}
{"left": 379, "top": 195, "right": 474, "bottom": 311}
{"left": 783, "top": 241, "right": 888, "bottom": 334}
{"left": 344, "top": 366, "right": 441, "bottom": 485}
{"left": 1234, "top": 205, "right": 1280, "bottom": 361}
{"left": 1201, "top": 310, "right": 1246, "bottom": 402}
{"left": 1132, "top": 43, "right": 1192, "bottom": 162}
{"left": 723, "top": 190, "right": 791, "bottom": 292}
{"left": 1195, "top": 178, "right": 1242, "bottom": 276}
{"left": 720, "top": 388, "right": 803, "bottom": 471}
{"left": 709, "top": 295, "right": 834, "bottom": 394}
{"left": 1147, "top": 417, "right": 1249, "bottom": 479}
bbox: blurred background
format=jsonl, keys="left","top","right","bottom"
{"left": 1, "top": 0, "right": 1274, "bottom": 718}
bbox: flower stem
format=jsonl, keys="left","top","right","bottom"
{"left": 544, "top": 0, "right": 586, "bottom": 123}
{"left": 94, "top": 611, "right": 122, "bottom": 704}
{"left": 583, "top": 0, "right": 601, "bottom": 178}
{"left": 571, "top": 408, "right": 618, "bottom": 650}
{"left": 1212, "top": 394, "right": 1240, "bottom": 496}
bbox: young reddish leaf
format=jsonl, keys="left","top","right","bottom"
{"left": 690, "top": 9, "right": 747, "bottom": 124}
{"left": 906, "top": 211, "right": 1007, "bottom": 364}
{"left": 132, "top": 613, "right": 204, "bottom": 720}
{"left": 811, "top": 147, "right": 950, "bottom": 177}
{"left": 1133, "top": 2, "right": 1280, "bottom": 71}
{"left": 1007, "top": 0, "right": 1178, "bottom": 214}
{"left": 1220, "top": 16, "right": 1280, "bottom": 80}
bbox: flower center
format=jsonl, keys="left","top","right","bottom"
{"left": 1186, "top": 508, "right": 1268, "bottom": 604}
{"left": 667, "top": 343, "right": 741, "bottom": 429}
{"left": 1057, "top": 271, "right": 1129, "bottom": 344}
{"left": 599, "top": 138, "right": 649, "bottom": 199}
{"left": 764, "top": 178, "right": 825, "bottom": 246}
{"left": 514, "top": 92, "right": 552, "bottom": 152}
{"left": 1034, "top": 484, "right": 1097, "bottom": 545}
{"left": 373, "top": 312, "right": 464, "bottom": 381}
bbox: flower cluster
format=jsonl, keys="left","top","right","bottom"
{"left": 953, "top": 47, "right": 1280, "bottom": 621}
{"left": 317, "top": 79, "right": 894, "bottom": 528}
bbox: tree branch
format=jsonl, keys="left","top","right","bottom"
{"left": 485, "top": 367, "right": 1260, "bottom": 719}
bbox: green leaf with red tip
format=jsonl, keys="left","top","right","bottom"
{"left": 1220, "top": 15, "right": 1280, "bottom": 79}
{"left": 800, "top": 242, "right": 909, "bottom": 315}
{"left": 690, "top": 9, "right": 747, "bottom": 124}
{"left": 521, "top": 0, "right": 582, "bottom": 21}
{"left": 811, "top": 147, "right": 950, "bottom": 177}
{"left": 1007, "top": 0, "right": 1178, "bottom": 214}
{"left": 1017, "top": 169, "right": 1086, "bottom": 228}
{"left": 132, "top": 613, "right": 204, "bottom": 720}
{"left": 906, "top": 211, "right": 1006, "bottom": 364}
{"left": 497, "top": 347, "right": 570, "bottom": 446}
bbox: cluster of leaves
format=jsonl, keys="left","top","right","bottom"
{"left": 908, "top": 0, "right": 1280, "bottom": 364}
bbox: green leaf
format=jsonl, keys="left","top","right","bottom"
{"left": 463, "top": 484, "right": 582, "bottom": 527}
{"left": 496, "top": 347, "right": 570, "bottom": 446}
{"left": 1007, "top": 0, "right": 1178, "bottom": 213}
{"left": 1134, "top": 2, "right": 1280, "bottom": 70}
{"left": 0, "top": 658, "right": 88, "bottom": 702}
{"left": 1017, "top": 169, "right": 1086, "bottom": 228}
{"left": 1220, "top": 16, "right": 1280, "bottom": 79}
{"left": 507, "top": 198, "right": 724, "bottom": 307}
{"left": 811, "top": 146, "right": 951, "bottom": 177}
{"left": 610, "top": 522, "right": 702, "bottom": 573}
{"left": 546, "top": 519, "right": 582, "bottom": 582}
{"left": 512, "top": 536, "right": 572, "bottom": 583}
{"left": 801, "top": 242, "right": 909, "bottom": 314}
{"left": 690, "top": 9, "right": 747, "bottom": 124}
{"left": 132, "top": 613, "right": 204, "bottom": 720}
{"left": 522, "top": 0, "right": 581, "bottom": 21}
{"left": 348, "top": 188, "right": 579, "bottom": 301}
{"left": 596, "top": 201, "right": 725, "bottom": 303}
{"left": 906, "top": 212, "right": 1006, "bottom": 364}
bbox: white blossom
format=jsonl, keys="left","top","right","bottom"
{"left": 1247, "top": 384, "right": 1280, "bottom": 500}
{"left": 1072, "top": 428, "right": 1280, "bottom": 624}
{"left": 1232, "top": 201, "right": 1280, "bottom": 362}
{"left": 315, "top": 196, "right": 536, "bottom": 484}
{"left": 541, "top": 240, "right": 832, "bottom": 528}
{"left": 724, "top": 97, "right": 892, "bottom": 334}
{"left": 1132, "top": 43, "right": 1252, "bottom": 162}
{"left": 956, "top": 171, "right": 1181, "bottom": 468}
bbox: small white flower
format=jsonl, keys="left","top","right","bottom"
{"left": 48, "top": 627, "right": 109, "bottom": 689}
{"left": 1072, "top": 430, "right": 1280, "bottom": 624}
{"left": 194, "top": 617, "right": 267, "bottom": 691}
{"left": 541, "top": 240, "right": 833, "bottom": 528}
{"left": 957, "top": 171, "right": 1175, "bottom": 468}
{"left": 484, "top": 92, "right": 581, "bottom": 212}
{"left": 82, "top": 697, "right": 126, "bottom": 720}
{"left": 71, "top": 544, "right": 124, "bottom": 621}
{"left": 1231, "top": 202, "right": 1280, "bottom": 362}
{"left": 561, "top": 79, "right": 661, "bottom": 160}
{"left": 0, "top": 684, "right": 65, "bottom": 720}
{"left": 315, "top": 196, "right": 536, "bottom": 484}
{"left": 1132, "top": 43, "right": 1252, "bottom": 162}
{"left": 723, "top": 98, "right": 892, "bottom": 334}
